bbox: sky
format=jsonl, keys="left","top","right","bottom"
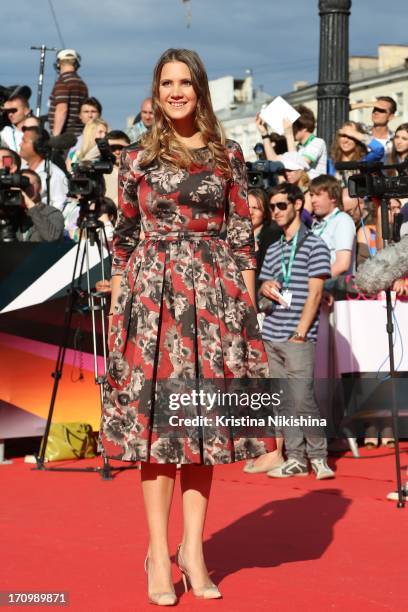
{"left": 1, "top": 0, "right": 408, "bottom": 129}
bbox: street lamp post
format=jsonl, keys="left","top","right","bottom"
{"left": 317, "top": 0, "right": 352, "bottom": 150}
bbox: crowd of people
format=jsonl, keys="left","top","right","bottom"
{"left": 1, "top": 48, "right": 407, "bottom": 469}
{"left": 249, "top": 100, "right": 408, "bottom": 470}
{"left": 0, "top": 49, "right": 153, "bottom": 243}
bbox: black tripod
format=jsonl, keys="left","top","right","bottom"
{"left": 379, "top": 198, "right": 405, "bottom": 508}
{"left": 35, "top": 207, "right": 137, "bottom": 479}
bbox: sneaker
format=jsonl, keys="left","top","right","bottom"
{"left": 386, "top": 483, "right": 408, "bottom": 501}
{"left": 310, "top": 458, "right": 335, "bottom": 480}
{"left": 267, "top": 458, "right": 308, "bottom": 478}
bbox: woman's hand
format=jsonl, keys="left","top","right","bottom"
{"left": 107, "top": 275, "right": 123, "bottom": 337}
{"left": 95, "top": 279, "right": 112, "bottom": 293}
{"left": 340, "top": 125, "right": 365, "bottom": 143}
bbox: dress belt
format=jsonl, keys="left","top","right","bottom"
{"left": 143, "top": 231, "right": 221, "bottom": 240}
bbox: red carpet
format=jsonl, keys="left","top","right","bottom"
{"left": 2, "top": 446, "right": 407, "bottom": 612}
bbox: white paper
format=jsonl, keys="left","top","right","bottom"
{"left": 260, "top": 96, "right": 300, "bottom": 135}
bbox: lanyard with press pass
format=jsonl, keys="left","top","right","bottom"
{"left": 279, "top": 231, "right": 298, "bottom": 308}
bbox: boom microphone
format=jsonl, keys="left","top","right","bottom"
{"left": 355, "top": 236, "right": 408, "bottom": 294}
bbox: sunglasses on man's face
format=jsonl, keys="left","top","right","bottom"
{"left": 110, "top": 144, "right": 125, "bottom": 153}
{"left": 3, "top": 107, "right": 18, "bottom": 114}
{"left": 270, "top": 201, "right": 291, "bottom": 212}
{"left": 372, "top": 106, "right": 388, "bottom": 114}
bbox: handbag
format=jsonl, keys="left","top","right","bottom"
{"left": 41, "top": 422, "right": 97, "bottom": 462}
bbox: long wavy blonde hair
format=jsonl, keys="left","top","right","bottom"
{"left": 140, "top": 48, "right": 232, "bottom": 178}
{"left": 79, "top": 118, "right": 109, "bottom": 160}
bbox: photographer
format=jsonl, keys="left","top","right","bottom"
{"left": 0, "top": 147, "right": 20, "bottom": 174}
{"left": 19, "top": 126, "right": 68, "bottom": 210}
{"left": 16, "top": 169, "right": 64, "bottom": 242}
{"left": 104, "top": 130, "right": 130, "bottom": 205}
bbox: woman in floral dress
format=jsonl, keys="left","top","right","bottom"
{"left": 99, "top": 48, "right": 274, "bottom": 605}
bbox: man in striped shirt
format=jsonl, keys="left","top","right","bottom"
{"left": 258, "top": 183, "right": 334, "bottom": 479}
{"left": 48, "top": 49, "right": 88, "bottom": 138}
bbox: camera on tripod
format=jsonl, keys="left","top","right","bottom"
{"left": 336, "top": 159, "right": 408, "bottom": 199}
{"left": 0, "top": 168, "right": 30, "bottom": 241}
{"left": 67, "top": 138, "right": 116, "bottom": 244}
{"left": 246, "top": 160, "right": 284, "bottom": 190}
{"left": 68, "top": 138, "right": 115, "bottom": 203}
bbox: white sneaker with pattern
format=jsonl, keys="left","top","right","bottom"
{"left": 310, "top": 458, "right": 335, "bottom": 480}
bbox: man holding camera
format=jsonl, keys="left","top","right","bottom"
{"left": 103, "top": 130, "right": 130, "bottom": 205}
{"left": 0, "top": 150, "right": 64, "bottom": 242}
{"left": 256, "top": 183, "right": 334, "bottom": 480}
{"left": 19, "top": 127, "right": 68, "bottom": 210}
{"left": 16, "top": 169, "right": 64, "bottom": 242}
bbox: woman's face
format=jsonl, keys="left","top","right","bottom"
{"left": 394, "top": 129, "right": 408, "bottom": 155}
{"left": 159, "top": 61, "right": 198, "bottom": 125}
{"left": 284, "top": 169, "right": 302, "bottom": 184}
{"left": 248, "top": 194, "right": 264, "bottom": 230}
{"left": 338, "top": 132, "right": 357, "bottom": 155}
{"left": 388, "top": 198, "right": 401, "bottom": 222}
{"left": 95, "top": 126, "right": 107, "bottom": 140}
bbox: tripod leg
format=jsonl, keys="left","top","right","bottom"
{"left": 385, "top": 289, "right": 405, "bottom": 508}
{"left": 36, "top": 272, "right": 79, "bottom": 468}
{"left": 85, "top": 227, "right": 114, "bottom": 480}
{"left": 36, "top": 237, "right": 87, "bottom": 469}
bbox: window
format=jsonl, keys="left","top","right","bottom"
{"left": 395, "top": 92, "right": 404, "bottom": 117}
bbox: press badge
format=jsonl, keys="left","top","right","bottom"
{"left": 279, "top": 290, "right": 292, "bottom": 309}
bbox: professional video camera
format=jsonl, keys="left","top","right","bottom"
{"left": 0, "top": 168, "right": 30, "bottom": 241}
{"left": 67, "top": 138, "right": 115, "bottom": 242}
{"left": 336, "top": 159, "right": 408, "bottom": 199}
{"left": 246, "top": 160, "right": 284, "bottom": 190}
{"left": 68, "top": 138, "right": 115, "bottom": 204}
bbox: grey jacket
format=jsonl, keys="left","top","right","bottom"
{"left": 18, "top": 203, "right": 65, "bottom": 242}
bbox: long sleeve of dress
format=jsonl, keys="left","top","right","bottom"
{"left": 111, "top": 149, "right": 142, "bottom": 275}
{"left": 225, "top": 141, "right": 257, "bottom": 271}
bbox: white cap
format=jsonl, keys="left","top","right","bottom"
{"left": 280, "top": 152, "right": 308, "bottom": 171}
{"left": 57, "top": 49, "right": 81, "bottom": 65}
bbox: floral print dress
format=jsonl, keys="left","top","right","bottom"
{"left": 98, "top": 140, "right": 275, "bottom": 464}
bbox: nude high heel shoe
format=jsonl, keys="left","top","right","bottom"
{"left": 144, "top": 556, "right": 177, "bottom": 606}
{"left": 176, "top": 544, "right": 222, "bottom": 600}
